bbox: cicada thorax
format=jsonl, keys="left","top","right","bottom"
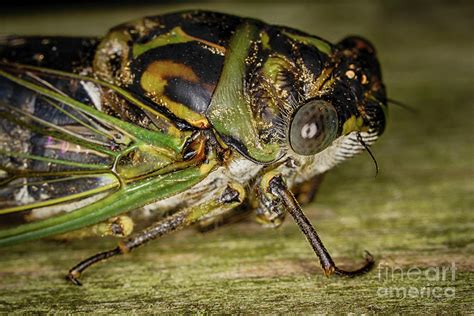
{"left": 91, "top": 11, "right": 340, "bottom": 164}
{"left": 92, "top": 12, "right": 241, "bottom": 130}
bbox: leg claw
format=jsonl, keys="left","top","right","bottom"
{"left": 333, "top": 250, "right": 375, "bottom": 277}
{"left": 66, "top": 271, "right": 82, "bottom": 286}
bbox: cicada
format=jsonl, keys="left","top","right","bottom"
{"left": 0, "top": 10, "right": 387, "bottom": 285}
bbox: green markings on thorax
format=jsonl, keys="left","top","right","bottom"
{"left": 283, "top": 31, "right": 332, "bottom": 55}
{"left": 206, "top": 22, "right": 281, "bottom": 164}
{"left": 133, "top": 26, "right": 226, "bottom": 58}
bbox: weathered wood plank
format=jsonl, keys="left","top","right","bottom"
{"left": 0, "top": 1, "right": 472, "bottom": 313}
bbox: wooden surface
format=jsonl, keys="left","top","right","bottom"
{"left": 0, "top": 1, "right": 473, "bottom": 313}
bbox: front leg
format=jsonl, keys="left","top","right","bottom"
{"left": 266, "top": 175, "right": 374, "bottom": 277}
{"left": 254, "top": 190, "right": 286, "bottom": 228}
{"left": 253, "top": 158, "right": 325, "bottom": 227}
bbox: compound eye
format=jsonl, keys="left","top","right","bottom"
{"left": 289, "top": 99, "right": 339, "bottom": 155}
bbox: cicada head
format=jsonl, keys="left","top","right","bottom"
{"left": 287, "top": 36, "right": 387, "bottom": 162}
{"left": 334, "top": 36, "right": 387, "bottom": 137}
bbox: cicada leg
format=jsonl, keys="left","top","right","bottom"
{"left": 253, "top": 173, "right": 324, "bottom": 229}
{"left": 66, "top": 183, "right": 246, "bottom": 285}
{"left": 267, "top": 175, "right": 374, "bottom": 277}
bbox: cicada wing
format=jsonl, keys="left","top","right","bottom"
{"left": 0, "top": 62, "right": 209, "bottom": 245}
{"left": 0, "top": 64, "right": 125, "bottom": 217}
{"left": 0, "top": 165, "right": 211, "bottom": 246}
{"left": 0, "top": 63, "right": 191, "bottom": 233}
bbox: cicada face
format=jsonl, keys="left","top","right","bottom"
{"left": 282, "top": 36, "right": 387, "bottom": 171}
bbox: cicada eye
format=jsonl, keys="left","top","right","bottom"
{"left": 289, "top": 99, "right": 339, "bottom": 155}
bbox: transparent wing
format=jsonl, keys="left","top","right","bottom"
{"left": 0, "top": 62, "right": 189, "bottom": 219}
{"left": 0, "top": 62, "right": 211, "bottom": 246}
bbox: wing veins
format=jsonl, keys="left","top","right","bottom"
{"left": 0, "top": 149, "right": 110, "bottom": 170}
